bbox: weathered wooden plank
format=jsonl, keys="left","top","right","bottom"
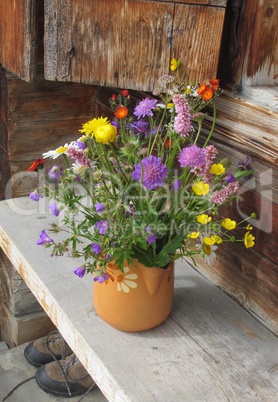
{"left": 0, "top": 0, "right": 38, "bottom": 81}
{"left": 231, "top": 0, "right": 278, "bottom": 86}
{"left": 0, "top": 196, "right": 278, "bottom": 401}
{"left": 44, "top": 0, "right": 226, "bottom": 90}
{"left": 1, "top": 72, "right": 97, "bottom": 198}
{"left": 209, "top": 92, "right": 278, "bottom": 165}
{"left": 151, "top": 0, "right": 228, "bottom": 5}
{"left": 171, "top": 4, "right": 226, "bottom": 82}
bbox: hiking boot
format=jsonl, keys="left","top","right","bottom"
{"left": 24, "top": 330, "right": 72, "bottom": 368}
{"left": 35, "top": 353, "right": 96, "bottom": 398}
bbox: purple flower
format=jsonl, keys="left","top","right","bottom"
{"left": 132, "top": 155, "right": 169, "bottom": 190}
{"left": 73, "top": 266, "right": 86, "bottom": 278}
{"left": 225, "top": 174, "right": 236, "bottom": 184}
{"left": 173, "top": 94, "right": 192, "bottom": 137}
{"left": 76, "top": 140, "right": 87, "bottom": 150}
{"left": 48, "top": 165, "right": 62, "bottom": 180}
{"left": 105, "top": 253, "right": 111, "bottom": 260}
{"left": 94, "top": 273, "right": 109, "bottom": 284}
{"left": 94, "top": 203, "right": 105, "bottom": 213}
{"left": 30, "top": 191, "right": 44, "bottom": 201}
{"left": 91, "top": 243, "right": 102, "bottom": 254}
{"left": 49, "top": 203, "right": 60, "bottom": 216}
{"left": 178, "top": 145, "right": 206, "bottom": 168}
{"left": 134, "top": 98, "right": 158, "bottom": 119}
{"left": 37, "top": 230, "right": 53, "bottom": 245}
{"left": 130, "top": 120, "right": 149, "bottom": 135}
{"left": 172, "top": 179, "right": 181, "bottom": 192}
{"left": 111, "top": 120, "right": 119, "bottom": 129}
{"left": 145, "top": 227, "right": 157, "bottom": 244}
{"left": 95, "top": 220, "right": 109, "bottom": 234}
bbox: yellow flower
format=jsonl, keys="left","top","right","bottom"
{"left": 94, "top": 124, "right": 117, "bottom": 144}
{"left": 210, "top": 163, "right": 225, "bottom": 175}
{"left": 214, "top": 235, "right": 223, "bottom": 244}
{"left": 79, "top": 117, "right": 109, "bottom": 137}
{"left": 187, "top": 231, "right": 200, "bottom": 239}
{"left": 204, "top": 236, "right": 216, "bottom": 245}
{"left": 170, "top": 58, "right": 180, "bottom": 71}
{"left": 221, "top": 218, "right": 236, "bottom": 230}
{"left": 197, "top": 214, "right": 212, "bottom": 224}
{"left": 246, "top": 224, "right": 253, "bottom": 231}
{"left": 192, "top": 182, "right": 210, "bottom": 196}
{"left": 244, "top": 232, "right": 255, "bottom": 248}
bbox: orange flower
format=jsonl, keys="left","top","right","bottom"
{"left": 164, "top": 138, "right": 173, "bottom": 148}
{"left": 114, "top": 106, "right": 128, "bottom": 119}
{"left": 209, "top": 78, "right": 219, "bottom": 91}
{"left": 197, "top": 83, "right": 206, "bottom": 95}
{"left": 201, "top": 86, "right": 214, "bottom": 101}
{"left": 27, "top": 159, "right": 44, "bottom": 171}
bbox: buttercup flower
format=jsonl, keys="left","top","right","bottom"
{"left": 132, "top": 155, "right": 169, "bottom": 190}
{"left": 187, "top": 232, "right": 200, "bottom": 239}
{"left": 197, "top": 214, "right": 212, "bottom": 225}
{"left": 244, "top": 232, "right": 255, "bottom": 248}
{"left": 192, "top": 182, "right": 210, "bottom": 196}
{"left": 210, "top": 163, "right": 225, "bottom": 175}
{"left": 221, "top": 218, "right": 236, "bottom": 230}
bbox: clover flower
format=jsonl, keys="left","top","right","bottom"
{"left": 210, "top": 182, "right": 240, "bottom": 205}
{"left": 173, "top": 94, "right": 192, "bottom": 137}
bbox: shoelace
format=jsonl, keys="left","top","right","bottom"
{"left": 45, "top": 333, "right": 95, "bottom": 397}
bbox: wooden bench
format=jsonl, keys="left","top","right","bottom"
{"left": 0, "top": 197, "right": 277, "bottom": 401}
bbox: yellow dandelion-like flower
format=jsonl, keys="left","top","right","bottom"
{"left": 210, "top": 163, "right": 225, "bottom": 175}
{"left": 192, "top": 182, "right": 210, "bottom": 196}
{"left": 244, "top": 232, "right": 255, "bottom": 248}
{"left": 197, "top": 214, "right": 212, "bottom": 225}
{"left": 79, "top": 117, "right": 109, "bottom": 137}
{"left": 221, "top": 218, "right": 236, "bottom": 230}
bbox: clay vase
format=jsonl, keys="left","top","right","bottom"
{"left": 93, "top": 259, "right": 174, "bottom": 332}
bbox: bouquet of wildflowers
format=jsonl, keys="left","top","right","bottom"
{"left": 31, "top": 60, "right": 255, "bottom": 282}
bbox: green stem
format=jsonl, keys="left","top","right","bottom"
{"left": 203, "top": 101, "right": 216, "bottom": 147}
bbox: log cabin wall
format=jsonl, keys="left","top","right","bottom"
{"left": 0, "top": 0, "right": 277, "bottom": 343}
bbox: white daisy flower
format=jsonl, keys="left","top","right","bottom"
{"left": 117, "top": 267, "right": 138, "bottom": 293}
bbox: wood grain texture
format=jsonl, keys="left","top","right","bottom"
{"left": 231, "top": 0, "right": 278, "bottom": 86}
{"left": 0, "top": 197, "right": 277, "bottom": 401}
{"left": 44, "top": 0, "right": 226, "bottom": 90}
{"left": 0, "top": 0, "right": 38, "bottom": 81}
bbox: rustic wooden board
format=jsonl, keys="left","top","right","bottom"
{"left": 44, "top": 0, "right": 226, "bottom": 90}
{"left": 0, "top": 0, "right": 38, "bottom": 81}
{"left": 0, "top": 197, "right": 277, "bottom": 401}
{"left": 231, "top": 0, "right": 278, "bottom": 86}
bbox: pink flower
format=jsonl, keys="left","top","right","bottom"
{"left": 210, "top": 182, "right": 240, "bottom": 205}
{"left": 173, "top": 95, "right": 192, "bottom": 137}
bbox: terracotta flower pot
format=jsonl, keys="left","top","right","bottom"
{"left": 93, "top": 259, "right": 174, "bottom": 332}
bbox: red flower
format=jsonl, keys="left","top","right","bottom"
{"left": 27, "top": 159, "right": 44, "bottom": 171}
{"left": 114, "top": 106, "right": 128, "bottom": 119}
{"left": 121, "top": 89, "right": 129, "bottom": 97}
{"left": 111, "top": 94, "right": 117, "bottom": 101}
{"left": 209, "top": 78, "right": 219, "bottom": 91}
{"left": 197, "top": 83, "right": 206, "bottom": 95}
